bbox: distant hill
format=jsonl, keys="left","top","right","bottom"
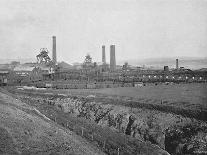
{"left": 0, "top": 58, "right": 36, "bottom": 64}
{"left": 118, "top": 57, "right": 207, "bottom": 70}
{"left": 58, "top": 61, "right": 74, "bottom": 69}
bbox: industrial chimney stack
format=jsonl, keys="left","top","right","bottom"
{"left": 52, "top": 36, "right": 57, "bottom": 65}
{"left": 176, "top": 59, "right": 179, "bottom": 70}
{"left": 102, "top": 45, "right": 106, "bottom": 64}
{"left": 110, "top": 45, "right": 116, "bottom": 71}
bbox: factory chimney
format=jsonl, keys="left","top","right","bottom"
{"left": 176, "top": 59, "right": 179, "bottom": 70}
{"left": 102, "top": 45, "right": 106, "bottom": 64}
{"left": 110, "top": 45, "right": 116, "bottom": 71}
{"left": 52, "top": 36, "right": 57, "bottom": 65}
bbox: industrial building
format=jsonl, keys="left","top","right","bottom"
{"left": 110, "top": 45, "right": 116, "bottom": 71}
{"left": 102, "top": 45, "right": 106, "bottom": 64}
{"left": 0, "top": 70, "right": 9, "bottom": 86}
{"left": 52, "top": 36, "right": 57, "bottom": 65}
{"left": 164, "top": 66, "right": 169, "bottom": 72}
{"left": 0, "top": 36, "right": 206, "bottom": 88}
{"left": 176, "top": 59, "right": 179, "bottom": 70}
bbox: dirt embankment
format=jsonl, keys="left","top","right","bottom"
{"left": 17, "top": 92, "right": 207, "bottom": 155}
{"left": 0, "top": 90, "right": 105, "bottom": 155}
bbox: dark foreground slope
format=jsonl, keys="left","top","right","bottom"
{"left": 0, "top": 90, "right": 105, "bottom": 155}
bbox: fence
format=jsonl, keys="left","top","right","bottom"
{"left": 51, "top": 115, "right": 136, "bottom": 155}
{"left": 18, "top": 93, "right": 165, "bottom": 155}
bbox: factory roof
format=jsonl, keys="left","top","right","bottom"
{"left": 14, "top": 65, "right": 35, "bottom": 72}
{"left": 0, "top": 64, "right": 13, "bottom": 70}
{"left": 0, "top": 70, "right": 9, "bottom": 74}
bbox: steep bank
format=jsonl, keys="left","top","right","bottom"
{"left": 16, "top": 91, "right": 207, "bottom": 155}
{"left": 0, "top": 90, "right": 105, "bottom": 155}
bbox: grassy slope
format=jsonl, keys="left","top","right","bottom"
{"left": 0, "top": 90, "right": 105, "bottom": 155}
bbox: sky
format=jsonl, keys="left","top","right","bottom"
{"left": 0, "top": 0, "right": 207, "bottom": 64}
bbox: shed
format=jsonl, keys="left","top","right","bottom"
{"left": 134, "top": 82, "right": 144, "bottom": 87}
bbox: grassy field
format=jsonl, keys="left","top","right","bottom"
{"left": 76, "top": 83, "right": 205, "bottom": 101}
{"left": 65, "top": 83, "right": 207, "bottom": 120}
{"left": 34, "top": 83, "right": 207, "bottom": 109}
{"left": 8, "top": 83, "right": 207, "bottom": 120}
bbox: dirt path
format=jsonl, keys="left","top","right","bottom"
{"left": 0, "top": 90, "right": 105, "bottom": 155}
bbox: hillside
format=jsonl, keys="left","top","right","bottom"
{"left": 0, "top": 89, "right": 105, "bottom": 155}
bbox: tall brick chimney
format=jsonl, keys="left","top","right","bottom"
{"left": 52, "top": 36, "right": 57, "bottom": 65}
{"left": 110, "top": 45, "right": 116, "bottom": 71}
{"left": 176, "top": 59, "right": 178, "bottom": 70}
{"left": 102, "top": 45, "right": 106, "bottom": 64}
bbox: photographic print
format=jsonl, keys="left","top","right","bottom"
{"left": 0, "top": 0, "right": 207, "bottom": 154}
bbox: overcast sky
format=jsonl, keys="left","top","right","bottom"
{"left": 0, "top": 0, "right": 207, "bottom": 64}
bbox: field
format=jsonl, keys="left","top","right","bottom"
{"left": 23, "top": 83, "right": 206, "bottom": 106}
{"left": 15, "top": 83, "right": 207, "bottom": 120}
{"left": 63, "top": 83, "right": 207, "bottom": 106}
{"left": 69, "top": 83, "right": 207, "bottom": 121}
{"left": 5, "top": 83, "right": 207, "bottom": 155}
